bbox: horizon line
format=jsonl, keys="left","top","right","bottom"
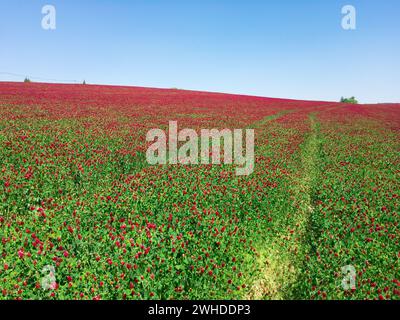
{"left": 3, "top": 80, "right": 399, "bottom": 105}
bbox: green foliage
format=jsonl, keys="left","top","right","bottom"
{"left": 340, "top": 96, "right": 358, "bottom": 104}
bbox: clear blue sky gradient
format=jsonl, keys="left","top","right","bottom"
{"left": 1, "top": 0, "right": 399, "bottom": 103}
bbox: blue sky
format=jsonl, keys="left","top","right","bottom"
{"left": 0, "top": 0, "right": 399, "bottom": 103}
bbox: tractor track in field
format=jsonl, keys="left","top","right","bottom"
{"left": 247, "top": 112, "right": 323, "bottom": 300}
{"left": 284, "top": 113, "right": 322, "bottom": 298}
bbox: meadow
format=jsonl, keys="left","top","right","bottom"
{"left": 0, "top": 82, "right": 399, "bottom": 300}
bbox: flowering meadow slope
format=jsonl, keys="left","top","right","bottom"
{"left": 0, "top": 82, "right": 399, "bottom": 300}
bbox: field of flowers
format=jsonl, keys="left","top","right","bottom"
{"left": 0, "top": 82, "right": 399, "bottom": 300}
